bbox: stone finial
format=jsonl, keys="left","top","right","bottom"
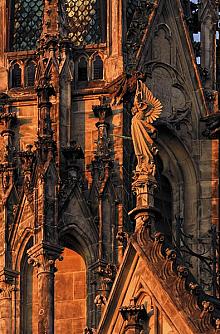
{"left": 27, "top": 243, "right": 63, "bottom": 275}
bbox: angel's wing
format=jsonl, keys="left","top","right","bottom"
{"left": 134, "top": 80, "right": 162, "bottom": 124}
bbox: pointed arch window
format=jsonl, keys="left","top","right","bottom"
{"left": 93, "top": 55, "right": 103, "bottom": 80}
{"left": 11, "top": 63, "right": 22, "bottom": 88}
{"left": 25, "top": 61, "right": 36, "bottom": 87}
{"left": 11, "top": 0, "right": 44, "bottom": 51}
{"left": 78, "top": 58, "right": 88, "bottom": 82}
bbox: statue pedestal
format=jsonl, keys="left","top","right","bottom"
{"left": 129, "top": 206, "right": 160, "bottom": 232}
{"left": 132, "top": 171, "right": 157, "bottom": 208}
{"left": 129, "top": 171, "right": 160, "bottom": 232}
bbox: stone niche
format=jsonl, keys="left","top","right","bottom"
{"left": 55, "top": 248, "right": 87, "bottom": 334}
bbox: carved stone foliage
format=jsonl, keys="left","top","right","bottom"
{"left": 27, "top": 243, "right": 63, "bottom": 275}
{"left": 0, "top": 269, "right": 18, "bottom": 299}
{"left": 144, "top": 63, "right": 192, "bottom": 142}
{"left": 201, "top": 112, "right": 220, "bottom": 139}
{"left": 129, "top": 209, "right": 220, "bottom": 333}
{"left": 0, "top": 282, "right": 15, "bottom": 299}
{"left": 120, "top": 297, "right": 148, "bottom": 333}
{"left": 94, "top": 262, "right": 118, "bottom": 308}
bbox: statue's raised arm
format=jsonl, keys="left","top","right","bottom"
{"left": 131, "top": 80, "right": 162, "bottom": 176}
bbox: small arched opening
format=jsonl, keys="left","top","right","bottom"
{"left": 78, "top": 57, "right": 88, "bottom": 82}
{"left": 93, "top": 55, "right": 103, "bottom": 80}
{"left": 11, "top": 63, "right": 22, "bottom": 88}
{"left": 25, "top": 61, "right": 36, "bottom": 87}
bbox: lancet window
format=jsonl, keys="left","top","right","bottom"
{"left": 62, "top": 0, "right": 106, "bottom": 46}
{"left": 78, "top": 57, "right": 88, "bottom": 82}
{"left": 25, "top": 61, "right": 36, "bottom": 87}
{"left": 11, "top": 63, "right": 22, "bottom": 88}
{"left": 11, "top": 0, "right": 44, "bottom": 51}
{"left": 93, "top": 55, "right": 103, "bottom": 80}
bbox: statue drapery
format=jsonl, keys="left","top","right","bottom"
{"left": 131, "top": 80, "right": 162, "bottom": 175}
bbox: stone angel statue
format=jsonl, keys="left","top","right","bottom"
{"left": 131, "top": 80, "right": 162, "bottom": 175}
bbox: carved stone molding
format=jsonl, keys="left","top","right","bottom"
{"left": 27, "top": 242, "right": 63, "bottom": 274}
{"left": 144, "top": 63, "right": 192, "bottom": 130}
{"left": 0, "top": 99, "right": 17, "bottom": 197}
{"left": 116, "top": 231, "right": 128, "bottom": 245}
{"left": 94, "top": 294, "right": 107, "bottom": 308}
{"left": 35, "top": 75, "right": 57, "bottom": 165}
{"left": 129, "top": 205, "right": 159, "bottom": 234}
{"left": 84, "top": 327, "right": 97, "bottom": 334}
{"left": 132, "top": 172, "right": 157, "bottom": 209}
{"left": 90, "top": 100, "right": 114, "bottom": 212}
{"left": 201, "top": 112, "right": 220, "bottom": 139}
{"left": 0, "top": 282, "right": 15, "bottom": 299}
{"left": 62, "top": 140, "right": 84, "bottom": 165}
{"left": 94, "top": 262, "right": 118, "bottom": 308}
{"left": 0, "top": 268, "right": 18, "bottom": 299}
{"left": 0, "top": 94, "right": 16, "bottom": 129}
{"left": 18, "top": 144, "right": 36, "bottom": 206}
{"left": 92, "top": 101, "right": 112, "bottom": 161}
{"left": 128, "top": 217, "right": 220, "bottom": 332}
{"left": 120, "top": 298, "right": 148, "bottom": 334}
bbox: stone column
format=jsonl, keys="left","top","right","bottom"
{"left": 27, "top": 243, "right": 63, "bottom": 334}
{"left": 0, "top": 270, "right": 17, "bottom": 334}
{"left": 0, "top": 283, "right": 13, "bottom": 334}
{"left": 129, "top": 169, "right": 159, "bottom": 233}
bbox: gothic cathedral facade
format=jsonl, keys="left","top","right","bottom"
{"left": 0, "top": 0, "right": 220, "bottom": 333}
